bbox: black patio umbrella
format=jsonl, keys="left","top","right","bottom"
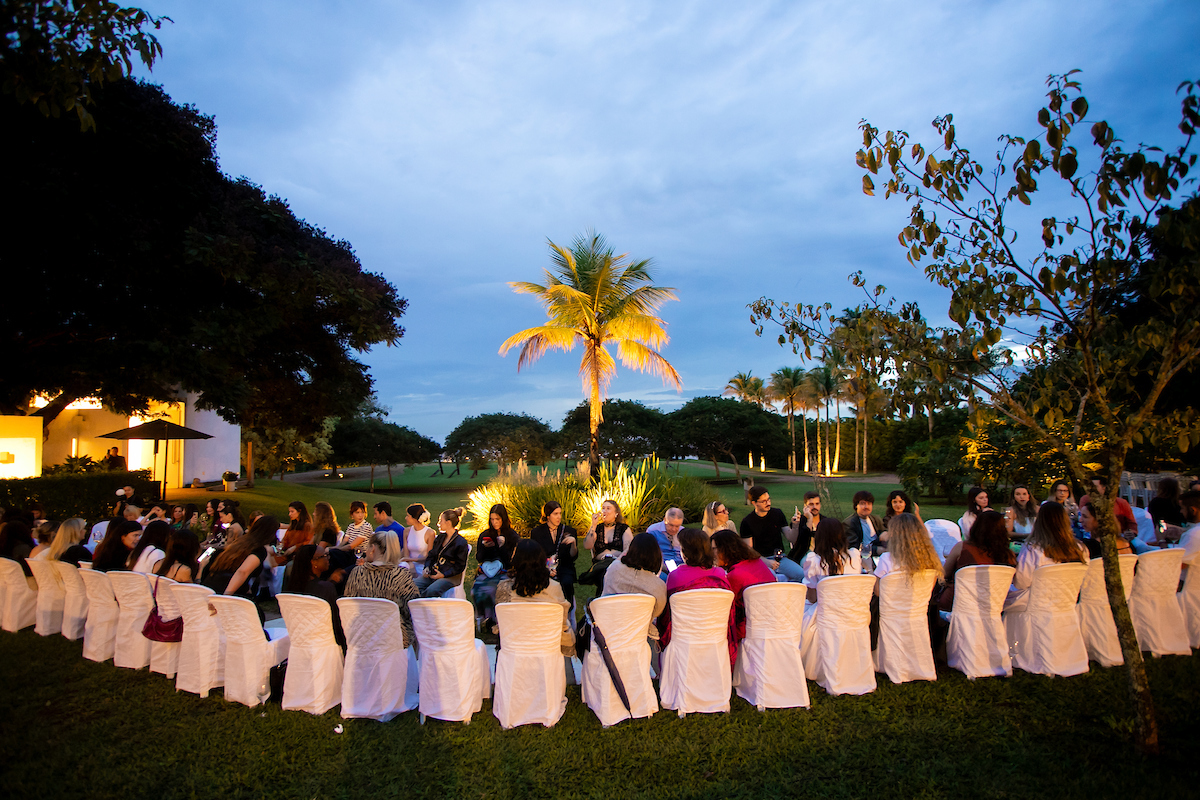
{"left": 99, "top": 420, "right": 213, "bottom": 494}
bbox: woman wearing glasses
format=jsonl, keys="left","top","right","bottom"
{"left": 702, "top": 501, "right": 737, "bottom": 536}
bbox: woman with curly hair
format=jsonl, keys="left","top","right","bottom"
{"left": 494, "top": 539, "right": 574, "bottom": 655}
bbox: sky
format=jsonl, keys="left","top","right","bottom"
{"left": 131, "top": 0, "right": 1200, "bottom": 443}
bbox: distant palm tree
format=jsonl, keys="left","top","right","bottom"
{"left": 769, "top": 367, "right": 806, "bottom": 474}
{"left": 807, "top": 364, "right": 838, "bottom": 476}
{"left": 500, "top": 231, "right": 681, "bottom": 476}
{"left": 726, "top": 372, "right": 770, "bottom": 410}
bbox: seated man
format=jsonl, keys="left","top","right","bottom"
{"left": 646, "top": 508, "right": 688, "bottom": 581}
{"left": 739, "top": 486, "right": 804, "bottom": 581}
{"left": 1177, "top": 490, "right": 1200, "bottom": 578}
{"left": 842, "top": 490, "right": 883, "bottom": 559}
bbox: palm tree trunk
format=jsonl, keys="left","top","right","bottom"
{"left": 789, "top": 403, "right": 797, "bottom": 475}
{"left": 823, "top": 402, "right": 830, "bottom": 476}
{"left": 854, "top": 414, "right": 860, "bottom": 473}
{"left": 802, "top": 415, "right": 810, "bottom": 472}
{"left": 588, "top": 345, "right": 602, "bottom": 480}
{"left": 812, "top": 413, "right": 820, "bottom": 475}
{"left": 834, "top": 407, "right": 842, "bottom": 473}
{"left": 864, "top": 415, "right": 870, "bottom": 473}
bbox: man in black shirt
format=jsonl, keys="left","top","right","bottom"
{"left": 740, "top": 486, "right": 802, "bottom": 578}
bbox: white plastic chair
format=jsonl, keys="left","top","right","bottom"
{"left": 581, "top": 594, "right": 658, "bottom": 726}
{"left": 337, "top": 597, "right": 414, "bottom": 721}
{"left": 78, "top": 568, "right": 119, "bottom": 662}
{"left": 875, "top": 569, "right": 940, "bottom": 684}
{"left": 171, "top": 583, "right": 225, "bottom": 697}
{"left": 1003, "top": 562, "right": 1089, "bottom": 677}
{"left": 27, "top": 559, "right": 64, "bottom": 636}
{"left": 924, "top": 519, "right": 963, "bottom": 561}
{"left": 53, "top": 561, "right": 89, "bottom": 641}
{"left": 802, "top": 574, "right": 876, "bottom": 696}
{"left": 658, "top": 588, "right": 735, "bottom": 716}
{"left": 733, "top": 583, "right": 810, "bottom": 709}
{"left": 946, "top": 565, "right": 1015, "bottom": 679}
{"left": 277, "top": 593, "right": 345, "bottom": 715}
{"left": 106, "top": 571, "right": 154, "bottom": 669}
{"left": 409, "top": 598, "right": 491, "bottom": 723}
{"left": 1180, "top": 563, "right": 1200, "bottom": 650}
{"left": 209, "top": 595, "right": 290, "bottom": 707}
{"left": 492, "top": 602, "right": 568, "bottom": 729}
{"left": 442, "top": 543, "right": 472, "bottom": 600}
{"left": 1078, "top": 554, "right": 1138, "bottom": 666}
{"left": 1129, "top": 549, "right": 1190, "bottom": 656}
{"left": 147, "top": 576, "right": 183, "bottom": 679}
{"left": 0, "top": 558, "right": 37, "bottom": 632}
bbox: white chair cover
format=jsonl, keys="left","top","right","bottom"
{"left": 493, "top": 602, "right": 568, "bottom": 728}
{"left": 53, "top": 561, "right": 89, "bottom": 641}
{"left": 924, "top": 519, "right": 962, "bottom": 561}
{"left": 0, "top": 557, "right": 37, "bottom": 632}
{"left": 210, "top": 595, "right": 290, "bottom": 707}
{"left": 107, "top": 571, "right": 154, "bottom": 669}
{"left": 147, "top": 576, "right": 183, "bottom": 678}
{"left": 1004, "top": 562, "right": 1089, "bottom": 676}
{"left": 405, "top": 646, "right": 420, "bottom": 711}
{"left": 658, "top": 588, "right": 735, "bottom": 715}
{"left": 27, "top": 558, "right": 64, "bottom": 636}
{"left": 581, "top": 594, "right": 658, "bottom": 726}
{"left": 1078, "top": 554, "right": 1138, "bottom": 667}
{"left": 1129, "top": 549, "right": 1190, "bottom": 656}
{"left": 78, "top": 568, "right": 119, "bottom": 662}
{"left": 277, "top": 593, "right": 345, "bottom": 715}
{"left": 875, "top": 570, "right": 940, "bottom": 684}
{"left": 442, "top": 543, "right": 473, "bottom": 599}
{"left": 803, "top": 574, "right": 876, "bottom": 696}
{"left": 409, "top": 598, "right": 490, "bottom": 723}
{"left": 946, "top": 565, "right": 1015, "bottom": 679}
{"left": 1132, "top": 506, "right": 1156, "bottom": 543}
{"left": 337, "top": 597, "right": 413, "bottom": 721}
{"left": 733, "top": 583, "right": 810, "bottom": 709}
{"left": 1179, "top": 564, "right": 1200, "bottom": 650}
{"left": 171, "top": 583, "right": 226, "bottom": 697}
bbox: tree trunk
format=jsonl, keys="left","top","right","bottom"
{"left": 824, "top": 403, "right": 831, "bottom": 476}
{"left": 789, "top": 406, "right": 797, "bottom": 475}
{"left": 369, "top": 463, "right": 375, "bottom": 493}
{"left": 812, "top": 413, "right": 821, "bottom": 475}
{"left": 245, "top": 439, "right": 256, "bottom": 488}
{"left": 710, "top": 456, "right": 721, "bottom": 478}
{"left": 589, "top": 347, "right": 602, "bottom": 481}
{"left": 927, "top": 402, "right": 935, "bottom": 442}
{"left": 802, "top": 415, "right": 810, "bottom": 472}
{"left": 387, "top": 463, "right": 394, "bottom": 488}
{"left": 834, "top": 409, "right": 842, "bottom": 473}
{"left": 32, "top": 392, "right": 78, "bottom": 436}
{"left": 854, "top": 414, "right": 860, "bottom": 474}
{"left": 863, "top": 416, "right": 870, "bottom": 473}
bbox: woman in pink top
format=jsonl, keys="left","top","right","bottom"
{"left": 658, "top": 529, "right": 735, "bottom": 664}
{"left": 711, "top": 530, "right": 776, "bottom": 645}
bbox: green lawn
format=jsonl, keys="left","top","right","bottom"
{"left": 1, "top": 629, "right": 1197, "bottom": 799}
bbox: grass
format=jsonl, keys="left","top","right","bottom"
{"left": 1, "top": 628, "right": 1198, "bottom": 799}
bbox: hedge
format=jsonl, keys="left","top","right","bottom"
{"left": 0, "top": 470, "right": 156, "bottom": 523}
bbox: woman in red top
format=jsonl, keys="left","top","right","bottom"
{"left": 711, "top": 530, "right": 776, "bottom": 646}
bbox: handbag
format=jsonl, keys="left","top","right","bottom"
{"left": 480, "top": 560, "right": 504, "bottom": 579}
{"left": 142, "top": 576, "right": 184, "bottom": 643}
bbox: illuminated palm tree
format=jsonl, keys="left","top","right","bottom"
{"left": 769, "top": 366, "right": 806, "bottom": 474}
{"left": 500, "top": 231, "right": 681, "bottom": 476}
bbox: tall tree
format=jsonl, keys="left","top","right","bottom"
{"left": 769, "top": 367, "right": 806, "bottom": 473}
{"left": 558, "top": 399, "right": 670, "bottom": 462}
{"left": 751, "top": 73, "right": 1200, "bottom": 754}
{"left": 444, "top": 413, "right": 554, "bottom": 473}
{"left": 500, "top": 231, "right": 681, "bottom": 477}
{"left": 670, "top": 396, "right": 787, "bottom": 479}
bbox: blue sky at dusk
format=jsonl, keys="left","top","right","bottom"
{"left": 133, "top": 0, "right": 1199, "bottom": 442}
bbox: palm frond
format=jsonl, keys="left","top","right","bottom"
{"left": 616, "top": 340, "right": 683, "bottom": 390}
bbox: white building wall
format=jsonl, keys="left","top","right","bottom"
{"left": 181, "top": 394, "right": 241, "bottom": 485}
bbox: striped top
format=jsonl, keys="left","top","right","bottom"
{"left": 343, "top": 563, "right": 419, "bottom": 647}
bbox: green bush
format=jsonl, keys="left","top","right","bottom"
{"left": 465, "top": 462, "right": 588, "bottom": 534}
{"left": 897, "top": 437, "right": 972, "bottom": 502}
{"left": 0, "top": 470, "right": 156, "bottom": 522}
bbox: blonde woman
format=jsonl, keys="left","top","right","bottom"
{"left": 702, "top": 500, "right": 737, "bottom": 536}
{"left": 48, "top": 517, "right": 92, "bottom": 566}
{"left": 872, "top": 513, "right": 942, "bottom": 592}
{"left": 344, "top": 529, "right": 419, "bottom": 646}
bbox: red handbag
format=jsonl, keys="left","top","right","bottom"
{"left": 142, "top": 576, "right": 184, "bottom": 643}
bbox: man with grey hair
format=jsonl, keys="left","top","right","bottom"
{"left": 645, "top": 507, "right": 695, "bottom": 581}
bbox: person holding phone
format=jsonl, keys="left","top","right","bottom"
{"left": 530, "top": 501, "right": 578, "bottom": 605}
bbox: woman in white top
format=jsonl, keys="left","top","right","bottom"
{"left": 800, "top": 517, "right": 861, "bottom": 603}
{"left": 128, "top": 520, "right": 171, "bottom": 573}
{"left": 1005, "top": 501, "right": 1088, "bottom": 614}
{"left": 1006, "top": 484, "right": 1039, "bottom": 538}
{"left": 400, "top": 502, "right": 435, "bottom": 572}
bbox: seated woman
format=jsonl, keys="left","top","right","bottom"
{"left": 129, "top": 520, "right": 171, "bottom": 573}
{"left": 580, "top": 499, "right": 632, "bottom": 587}
{"left": 530, "top": 501, "right": 578, "bottom": 606}
{"left": 657, "top": 529, "right": 735, "bottom": 664}
{"left": 414, "top": 507, "right": 470, "bottom": 598}
{"left": 49, "top": 518, "right": 93, "bottom": 567}
{"left": 471, "top": 503, "right": 520, "bottom": 629}
{"left": 1006, "top": 485, "right": 1039, "bottom": 539}
{"left": 882, "top": 490, "right": 920, "bottom": 531}
{"left": 208, "top": 503, "right": 246, "bottom": 552}
{"left": 91, "top": 520, "right": 142, "bottom": 572}
{"left": 702, "top": 500, "right": 738, "bottom": 536}
{"left": 958, "top": 486, "right": 992, "bottom": 540}
{"left": 343, "top": 529, "right": 419, "bottom": 648}
{"left": 30, "top": 521, "right": 57, "bottom": 560}
{"left": 711, "top": 530, "right": 776, "bottom": 644}
{"left": 286, "top": 544, "right": 345, "bottom": 647}
{"left": 400, "top": 503, "right": 436, "bottom": 573}
{"left": 311, "top": 501, "right": 355, "bottom": 574}
{"left": 154, "top": 529, "right": 201, "bottom": 584}
{"left": 800, "top": 517, "right": 861, "bottom": 604}
{"left": 872, "top": 513, "right": 944, "bottom": 647}
{"left": 204, "top": 515, "right": 282, "bottom": 598}
{"left": 279, "top": 501, "right": 314, "bottom": 561}
{"left": 1004, "top": 502, "right": 1088, "bottom": 614}
{"left": 494, "top": 539, "right": 574, "bottom": 655}
{"left": 601, "top": 532, "right": 668, "bottom": 641}
{"left": 939, "top": 510, "right": 1016, "bottom": 612}
{"left": 0, "top": 519, "right": 35, "bottom": 563}
{"left": 1078, "top": 502, "right": 1133, "bottom": 557}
